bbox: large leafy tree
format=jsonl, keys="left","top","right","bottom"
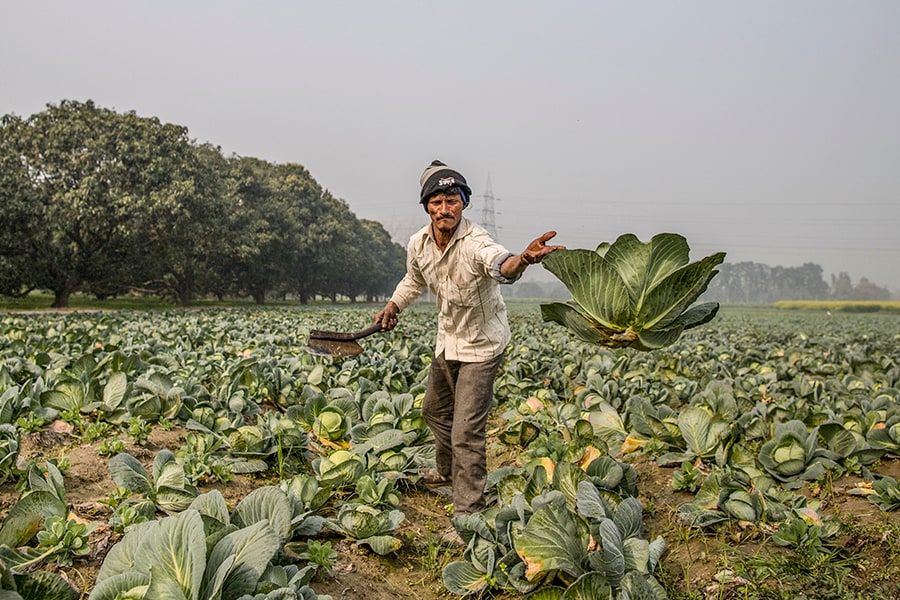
{"left": 220, "top": 160, "right": 407, "bottom": 304}
{"left": 216, "top": 157, "right": 295, "bottom": 304}
{"left": 359, "top": 219, "right": 407, "bottom": 302}
{"left": 136, "top": 142, "right": 231, "bottom": 306}
{"left": 217, "top": 159, "right": 338, "bottom": 304}
{"left": 0, "top": 100, "right": 198, "bottom": 307}
{"left": 1, "top": 101, "right": 413, "bottom": 306}
{"left": 313, "top": 197, "right": 370, "bottom": 302}
{"left": 272, "top": 166, "right": 344, "bottom": 304}
{"left": 0, "top": 124, "right": 38, "bottom": 297}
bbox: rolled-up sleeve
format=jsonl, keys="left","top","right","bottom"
{"left": 491, "top": 253, "right": 522, "bottom": 284}
{"left": 472, "top": 234, "right": 521, "bottom": 285}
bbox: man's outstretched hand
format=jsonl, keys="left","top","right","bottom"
{"left": 521, "top": 231, "right": 565, "bottom": 265}
{"left": 500, "top": 231, "right": 565, "bottom": 279}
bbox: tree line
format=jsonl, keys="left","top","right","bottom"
{"left": 0, "top": 100, "right": 407, "bottom": 307}
{"left": 496, "top": 261, "right": 893, "bottom": 303}
{"left": 700, "top": 261, "right": 893, "bottom": 304}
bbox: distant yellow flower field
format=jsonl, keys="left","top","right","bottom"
{"left": 774, "top": 300, "right": 900, "bottom": 313}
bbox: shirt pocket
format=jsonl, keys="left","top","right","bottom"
{"left": 440, "top": 275, "right": 479, "bottom": 307}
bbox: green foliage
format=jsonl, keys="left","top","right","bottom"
{"left": 671, "top": 462, "right": 704, "bottom": 494}
{"left": 0, "top": 461, "right": 95, "bottom": 579}
{"left": 0, "top": 424, "right": 20, "bottom": 485}
{"left": 0, "top": 100, "right": 201, "bottom": 306}
{"left": 14, "top": 413, "right": 45, "bottom": 434}
{"left": 125, "top": 416, "right": 152, "bottom": 446}
{"left": 97, "top": 438, "right": 126, "bottom": 457}
{"left": 293, "top": 540, "right": 338, "bottom": 579}
{"left": 234, "top": 564, "right": 332, "bottom": 600}
{"left": 81, "top": 420, "right": 114, "bottom": 444}
{"left": 108, "top": 450, "right": 199, "bottom": 516}
{"left": 34, "top": 516, "right": 92, "bottom": 566}
{"left": 311, "top": 406, "right": 350, "bottom": 442}
{"left": 108, "top": 502, "right": 151, "bottom": 534}
{"left": 758, "top": 420, "right": 838, "bottom": 487}
{"left": 0, "top": 102, "right": 406, "bottom": 306}
{"left": 312, "top": 450, "right": 366, "bottom": 489}
{"left": 867, "top": 416, "right": 900, "bottom": 455}
{"left": 444, "top": 466, "right": 665, "bottom": 599}
{"left": 324, "top": 504, "right": 405, "bottom": 556}
{"left": 354, "top": 475, "right": 401, "bottom": 508}
{"left": 175, "top": 433, "right": 236, "bottom": 484}
{"left": 771, "top": 514, "right": 841, "bottom": 556}
{"left": 91, "top": 487, "right": 332, "bottom": 600}
{"left": 540, "top": 233, "right": 724, "bottom": 351}
{"left": 2, "top": 304, "right": 900, "bottom": 599}
{"left": 867, "top": 476, "right": 900, "bottom": 511}
{"left": 0, "top": 557, "right": 79, "bottom": 600}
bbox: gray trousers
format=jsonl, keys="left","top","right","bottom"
{"left": 422, "top": 351, "right": 504, "bottom": 515}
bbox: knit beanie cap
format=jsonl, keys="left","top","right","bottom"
{"left": 419, "top": 160, "right": 472, "bottom": 206}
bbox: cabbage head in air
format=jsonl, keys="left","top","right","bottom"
{"left": 540, "top": 233, "right": 725, "bottom": 351}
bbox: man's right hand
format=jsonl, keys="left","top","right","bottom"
{"left": 375, "top": 301, "right": 400, "bottom": 331}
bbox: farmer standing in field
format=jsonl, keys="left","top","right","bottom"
{"left": 375, "top": 160, "right": 563, "bottom": 524}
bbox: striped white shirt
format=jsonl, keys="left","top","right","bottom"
{"left": 389, "top": 217, "right": 520, "bottom": 362}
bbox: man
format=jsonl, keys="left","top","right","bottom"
{"left": 375, "top": 160, "right": 563, "bottom": 518}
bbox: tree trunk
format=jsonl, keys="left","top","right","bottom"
{"left": 52, "top": 289, "right": 70, "bottom": 308}
{"left": 253, "top": 289, "right": 266, "bottom": 305}
{"left": 177, "top": 268, "right": 194, "bottom": 307}
{"left": 52, "top": 279, "right": 76, "bottom": 308}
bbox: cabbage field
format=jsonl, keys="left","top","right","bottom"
{"left": 0, "top": 304, "right": 898, "bottom": 600}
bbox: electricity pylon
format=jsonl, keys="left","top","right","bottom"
{"left": 477, "top": 174, "right": 499, "bottom": 238}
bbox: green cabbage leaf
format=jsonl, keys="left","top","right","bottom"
{"left": 540, "top": 233, "right": 725, "bottom": 351}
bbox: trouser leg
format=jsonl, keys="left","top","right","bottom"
{"left": 422, "top": 353, "right": 456, "bottom": 480}
{"left": 423, "top": 351, "right": 504, "bottom": 515}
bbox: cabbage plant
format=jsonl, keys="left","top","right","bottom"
{"left": 0, "top": 424, "right": 21, "bottom": 485}
{"left": 311, "top": 406, "right": 351, "bottom": 443}
{"left": 771, "top": 514, "right": 841, "bottom": 554}
{"left": 0, "top": 557, "right": 79, "bottom": 600}
{"left": 514, "top": 492, "right": 666, "bottom": 596}
{"left": 324, "top": 503, "right": 405, "bottom": 555}
{"left": 0, "top": 461, "right": 91, "bottom": 575}
{"left": 89, "top": 508, "right": 277, "bottom": 600}
{"left": 867, "top": 476, "right": 900, "bottom": 511}
{"left": 541, "top": 233, "right": 724, "bottom": 351}
{"left": 234, "top": 564, "right": 332, "bottom": 600}
{"left": 312, "top": 449, "right": 366, "bottom": 489}
{"left": 677, "top": 469, "right": 764, "bottom": 528}
{"left": 354, "top": 475, "right": 401, "bottom": 508}
{"left": 757, "top": 420, "right": 839, "bottom": 488}
{"left": 867, "top": 415, "right": 900, "bottom": 456}
{"left": 108, "top": 450, "right": 199, "bottom": 516}
{"left": 442, "top": 509, "right": 535, "bottom": 596}
{"left": 90, "top": 487, "right": 328, "bottom": 600}
{"left": 351, "top": 391, "right": 431, "bottom": 447}
{"left": 445, "top": 457, "right": 659, "bottom": 598}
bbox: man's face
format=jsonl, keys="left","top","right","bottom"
{"left": 426, "top": 191, "right": 464, "bottom": 236}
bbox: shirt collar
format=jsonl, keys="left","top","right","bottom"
{"left": 424, "top": 216, "right": 472, "bottom": 248}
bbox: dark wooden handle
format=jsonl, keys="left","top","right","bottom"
{"left": 352, "top": 322, "right": 385, "bottom": 339}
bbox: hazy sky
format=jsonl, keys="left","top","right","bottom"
{"left": 3, "top": 1, "right": 899, "bottom": 291}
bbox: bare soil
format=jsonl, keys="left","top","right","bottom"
{"left": 5, "top": 423, "right": 899, "bottom": 599}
